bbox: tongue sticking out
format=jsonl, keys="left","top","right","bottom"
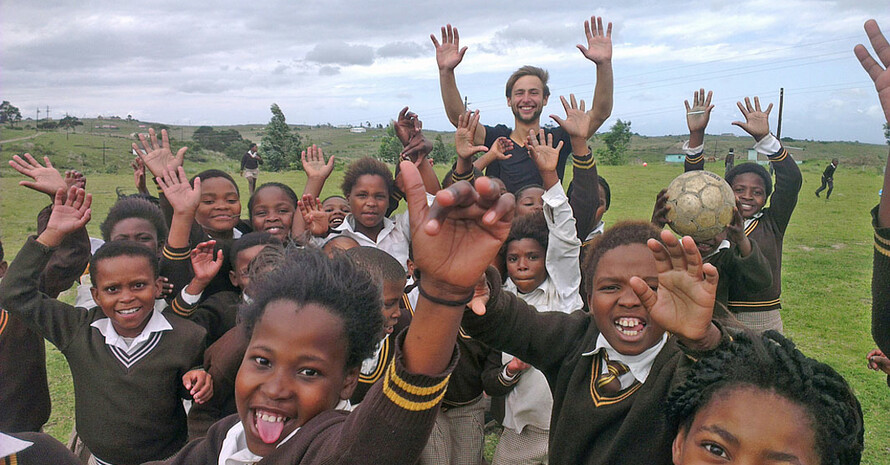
{"left": 256, "top": 415, "right": 285, "bottom": 444}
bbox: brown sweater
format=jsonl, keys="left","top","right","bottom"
{"left": 0, "top": 237, "right": 206, "bottom": 465}
{"left": 461, "top": 269, "right": 728, "bottom": 465}
{"left": 151, "top": 331, "right": 458, "bottom": 465}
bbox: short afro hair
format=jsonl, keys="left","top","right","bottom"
{"left": 90, "top": 241, "right": 159, "bottom": 286}
{"left": 582, "top": 221, "right": 661, "bottom": 296}
{"left": 193, "top": 169, "right": 240, "bottom": 196}
{"left": 598, "top": 175, "right": 611, "bottom": 210}
{"left": 248, "top": 182, "right": 298, "bottom": 218}
{"left": 99, "top": 196, "right": 168, "bottom": 244}
{"left": 240, "top": 247, "right": 383, "bottom": 370}
{"left": 504, "top": 211, "right": 549, "bottom": 254}
{"left": 229, "top": 232, "right": 283, "bottom": 264}
{"left": 341, "top": 157, "right": 393, "bottom": 199}
{"left": 725, "top": 162, "right": 772, "bottom": 197}
{"left": 667, "top": 330, "right": 863, "bottom": 465}
{"left": 345, "top": 246, "right": 406, "bottom": 286}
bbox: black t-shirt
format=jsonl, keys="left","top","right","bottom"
{"left": 483, "top": 124, "right": 573, "bottom": 194}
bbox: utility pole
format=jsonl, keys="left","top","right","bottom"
{"left": 46, "top": 105, "right": 50, "bottom": 122}
{"left": 103, "top": 140, "right": 107, "bottom": 166}
{"left": 776, "top": 88, "right": 784, "bottom": 140}
{"left": 36, "top": 108, "right": 40, "bottom": 130}
{"left": 464, "top": 96, "right": 468, "bottom": 111}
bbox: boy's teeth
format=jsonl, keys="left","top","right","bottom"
{"left": 118, "top": 308, "right": 139, "bottom": 315}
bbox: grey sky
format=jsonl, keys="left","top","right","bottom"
{"left": 2, "top": 0, "right": 888, "bottom": 143}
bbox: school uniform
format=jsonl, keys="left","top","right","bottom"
{"left": 352, "top": 308, "right": 412, "bottom": 405}
{"left": 495, "top": 182, "right": 583, "bottom": 464}
{"left": 871, "top": 206, "right": 890, "bottom": 374}
{"left": 147, "top": 330, "right": 458, "bottom": 465}
{"left": 815, "top": 162, "right": 837, "bottom": 198}
{"left": 0, "top": 238, "right": 207, "bottom": 465}
{"left": 0, "top": 205, "right": 90, "bottom": 433}
{"left": 685, "top": 135, "right": 802, "bottom": 331}
{"left": 462, "top": 268, "right": 730, "bottom": 465}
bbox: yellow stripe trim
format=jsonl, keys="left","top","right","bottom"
{"left": 572, "top": 156, "right": 595, "bottom": 169}
{"left": 875, "top": 233, "right": 890, "bottom": 247}
{"left": 768, "top": 149, "right": 788, "bottom": 162}
{"left": 727, "top": 298, "right": 782, "bottom": 308}
{"left": 359, "top": 337, "right": 390, "bottom": 383}
{"left": 171, "top": 299, "right": 194, "bottom": 316}
{"left": 401, "top": 293, "right": 415, "bottom": 316}
{"left": 588, "top": 354, "right": 642, "bottom": 407}
{"left": 876, "top": 242, "right": 890, "bottom": 258}
{"left": 686, "top": 154, "right": 704, "bottom": 163}
{"left": 163, "top": 247, "right": 191, "bottom": 260}
{"left": 0, "top": 310, "right": 8, "bottom": 337}
{"left": 382, "top": 362, "right": 449, "bottom": 411}
{"left": 744, "top": 219, "right": 759, "bottom": 236}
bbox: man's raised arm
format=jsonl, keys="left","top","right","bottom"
{"left": 432, "top": 24, "right": 486, "bottom": 145}
{"left": 576, "top": 16, "right": 614, "bottom": 137}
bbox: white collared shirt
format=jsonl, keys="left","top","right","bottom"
{"left": 703, "top": 239, "right": 731, "bottom": 260}
{"left": 90, "top": 309, "right": 172, "bottom": 354}
{"left": 218, "top": 399, "right": 352, "bottom": 465}
{"left": 582, "top": 332, "right": 669, "bottom": 389}
{"left": 0, "top": 433, "right": 32, "bottom": 458}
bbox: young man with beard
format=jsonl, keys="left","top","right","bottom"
{"left": 431, "top": 16, "right": 614, "bottom": 194}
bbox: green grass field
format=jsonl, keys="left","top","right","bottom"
{"left": 1, "top": 126, "right": 889, "bottom": 462}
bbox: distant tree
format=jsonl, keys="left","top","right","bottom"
{"left": 376, "top": 123, "right": 403, "bottom": 163}
{"left": 59, "top": 115, "right": 83, "bottom": 133}
{"left": 37, "top": 121, "right": 58, "bottom": 130}
{"left": 225, "top": 138, "right": 256, "bottom": 161}
{"left": 430, "top": 134, "right": 458, "bottom": 165}
{"left": 596, "top": 119, "right": 632, "bottom": 165}
{"left": 193, "top": 126, "right": 215, "bottom": 146}
{"left": 260, "top": 103, "right": 303, "bottom": 171}
{"left": 1, "top": 101, "right": 22, "bottom": 127}
{"left": 127, "top": 114, "right": 133, "bottom": 122}
{"left": 884, "top": 122, "right": 889, "bottom": 146}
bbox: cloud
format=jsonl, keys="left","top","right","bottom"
{"left": 377, "top": 41, "right": 426, "bottom": 58}
{"left": 351, "top": 97, "right": 370, "bottom": 109}
{"left": 305, "top": 41, "right": 375, "bottom": 66}
{"left": 319, "top": 66, "right": 341, "bottom": 76}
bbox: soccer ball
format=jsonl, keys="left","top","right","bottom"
{"left": 665, "top": 170, "right": 736, "bottom": 241}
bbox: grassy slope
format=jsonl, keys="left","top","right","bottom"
{"left": 1, "top": 127, "right": 889, "bottom": 462}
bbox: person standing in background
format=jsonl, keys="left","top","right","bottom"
{"left": 725, "top": 148, "right": 735, "bottom": 176}
{"left": 815, "top": 158, "right": 839, "bottom": 199}
{"left": 240, "top": 143, "right": 262, "bottom": 195}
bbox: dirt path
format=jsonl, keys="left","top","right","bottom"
{"left": 0, "top": 132, "right": 42, "bottom": 144}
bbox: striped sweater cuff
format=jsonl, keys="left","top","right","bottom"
{"left": 572, "top": 150, "right": 595, "bottom": 169}
{"left": 766, "top": 147, "right": 789, "bottom": 162}
{"left": 162, "top": 245, "right": 191, "bottom": 261}
{"left": 381, "top": 332, "right": 458, "bottom": 412}
{"left": 170, "top": 295, "right": 198, "bottom": 317}
{"left": 685, "top": 152, "right": 704, "bottom": 164}
{"left": 451, "top": 169, "right": 475, "bottom": 183}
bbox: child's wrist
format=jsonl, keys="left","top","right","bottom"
{"left": 36, "top": 229, "right": 65, "bottom": 248}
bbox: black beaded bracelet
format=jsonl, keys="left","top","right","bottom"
{"left": 416, "top": 282, "right": 474, "bottom": 307}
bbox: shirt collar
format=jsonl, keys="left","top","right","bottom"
{"left": 743, "top": 211, "right": 764, "bottom": 230}
{"left": 581, "top": 332, "right": 669, "bottom": 384}
{"left": 0, "top": 433, "right": 32, "bottom": 458}
{"left": 703, "top": 239, "right": 731, "bottom": 259}
{"left": 90, "top": 309, "right": 172, "bottom": 352}
{"left": 339, "top": 214, "right": 395, "bottom": 238}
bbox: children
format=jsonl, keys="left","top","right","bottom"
{"left": 344, "top": 246, "right": 412, "bottom": 405}
{"left": 0, "top": 186, "right": 211, "bottom": 465}
{"left": 322, "top": 195, "right": 350, "bottom": 229}
{"left": 491, "top": 129, "right": 584, "bottom": 464}
{"left": 171, "top": 232, "right": 283, "bottom": 343}
{"left": 683, "top": 92, "right": 801, "bottom": 332}
{"left": 815, "top": 158, "right": 839, "bottom": 199}
{"left": 462, "top": 220, "right": 727, "bottom": 465}
{"left": 668, "top": 330, "right": 863, "bottom": 465}
{"left": 248, "top": 182, "right": 299, "bottom": 243}
{"left": 151, "top": 159, "right": 513, "bottom": 464}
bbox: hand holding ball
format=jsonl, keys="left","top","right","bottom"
{"left": 664, "top": 171, "right": 736, "bottom": 241}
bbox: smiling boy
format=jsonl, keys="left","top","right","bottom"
{"left": 0, "top": 187, "right": 210, "bottom": 465}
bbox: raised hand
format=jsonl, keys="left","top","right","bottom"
{"left": 855, "top": 20, "right": 890, "bottom": 123}
{"left": 9, "top": 153, "right": 67, "bottom": 198}
{"left": 527, "top": 129, "right": 563, "bottom": 188}
{"left": 403, "top": 160, "right": 514, "bottom": 294}
{"left": 431, "top": 24, "right": 468, "bottom": 72}
{"left": 131, "top": 157, "right": 148, "bottom": 194}
{"left": 133, "top": 128, "right": 187, "bottom": 178}
{"left": 395, "top": 107, "right": 422, "bottom": 147}
{"left": 629, "top": 230, "right": 719, "bottom": 348}
{"left": 732, "top": 96, "right": 773, "bottom": 142}
{"left": 577, "top": 16, "right": 612, "bottom": 64}
{"left": 190, "top": 240, "right": 223, "bottom": 285}
{"left": 183, "top": 369, "right": 213, "bottom": 404}
{"left": 65, "top": 170, "right": 86, "bottom": 190}
{"left": 550, "top": 94, "right": 591, "bottom": 139}
{"left": 301, "top": 145, "right": 335, "bottom": 181}
{"left": 38, "top": 186, "right": 92, "bottom": 248}
{"left": 156, "top": 166, "right": 200, "bottom": 215}
{"left": 651, "top": 189, "right": 670, "bottom": 229}
{"left": 685, "top": 88, "right": 714, "bottom": 135}
{"left": 455, "top": 110, "right": 489, "bottom": 160}
{"left": 506, "top": 357, "right": 530, "bottom": 376}
{"left": 297, "top": 194, "right": 331, "bottom": 237}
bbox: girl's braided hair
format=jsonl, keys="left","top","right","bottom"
{"left": 667, "top": 330, "right": 863, "bottom": 465}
